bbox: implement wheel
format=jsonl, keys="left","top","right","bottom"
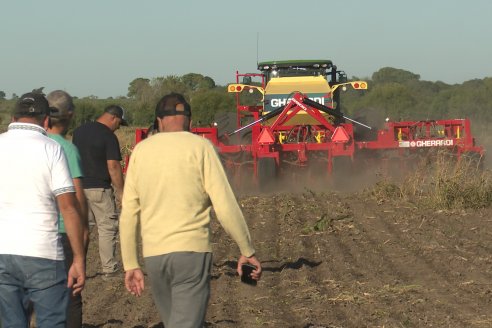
{"left": 257, "top": 157, "right": 277, "bottom": 192}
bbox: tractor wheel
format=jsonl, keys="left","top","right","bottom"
{"left": 257, "top": 157, "right": 277, "bottom": 192}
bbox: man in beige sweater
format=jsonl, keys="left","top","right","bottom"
{"left": 120, "top": 93, "right": 261, "bottom": 328}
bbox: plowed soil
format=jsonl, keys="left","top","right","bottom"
{"left": 81, "top": 186, "right": 492, "bottom": 328}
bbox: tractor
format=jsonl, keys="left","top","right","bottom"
{"left": 131, "top": 59, "right": 484, "bottom": 190}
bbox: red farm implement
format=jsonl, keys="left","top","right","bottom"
{"left": 129, "top": 60, "right": 484, "bottom": 190}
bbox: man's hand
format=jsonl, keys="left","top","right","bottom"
{"left": 58, "top": 192, "right": 86, "bottom": 296}
{"left": 115, "top": 191, "right": 123, "bottom": 212}
{"left": 67, "top": 259, "right": 86, "bottom": 296}
{"left": 237, "top": 255, "right": 262, "bottom": 281}
{"left": 125, "top": 269, "right": 145, "bottom": 297}
{"left": 107, "top": 159, "right": 124, "bottom": 211}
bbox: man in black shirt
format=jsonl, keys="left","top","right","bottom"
{"left": 72, "top": 105, "right": 127, "bottom": 279}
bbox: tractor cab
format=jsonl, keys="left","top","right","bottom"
{"left": 258, "top": 59, "right": 334, "bottom": 82}
{"left": 257, "top": 60, "right": 358, "bottom": 125}
{"left": 228, "top": 59, "right": 368, "bottom": 128}
{"left": 258, "top": 60, "right": 337, "bottom": 113}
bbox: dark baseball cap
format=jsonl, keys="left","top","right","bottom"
{"left": 155, "top": 93, "right": 191, "bottom": 118}
{"left": 13, "top": 92, "right": 52, "bottom": 117}
{"left": 104, "top": 105, "right": 128, "bottom": 126}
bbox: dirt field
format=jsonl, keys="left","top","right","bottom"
{"left": 81, "top": 181, "right": 492, "bottom": 328}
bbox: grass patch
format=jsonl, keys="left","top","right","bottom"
{"left": 368, "top": 150, "right": 492, "bottom": 209}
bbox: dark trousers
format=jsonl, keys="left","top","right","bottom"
{"left": 61, "top": 234, "right": 83, "bottom": 328}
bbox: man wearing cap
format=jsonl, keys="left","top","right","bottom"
{"left": 0, "top": 92, "right": 86, "bottom": 327}
{"left": 120, "top": 93, "right": 262, "bottom": 328}
{"left": 47, "top": 90, "right": 89, "bottom": 328}
{"left": 72, "top": 104, "right": 127, "bottom": 279}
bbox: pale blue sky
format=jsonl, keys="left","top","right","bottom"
{"left": 1, "top": 0, "right": 491, "bottom": 98}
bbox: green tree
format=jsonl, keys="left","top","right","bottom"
{"left": 190, "top": 89, "right": 235, "bottom": 126}
{"left": 154, "top": 75, "right": 188, "bottom": 96}
{"left": 360, "top": 82, "right": 418, "bottom": 120}
{"left": 127, "top": 78, "right": 151, "bottom": 99}
{"left": 372, "top": 67, "right": 420, "bottom": 85}
{"left": 181, "top": 73, "right": 215, "bottom": 91}
{"left": 0, "top": 91, "right": 5, "bottom": 100}
{"left": 73, "top": 99, "right": 98, "bottom": 126}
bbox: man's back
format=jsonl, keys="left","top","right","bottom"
{"left": 0, "top": 93, "right": 86, "bottom": 328}
{"left": 0, "top": 123, "right": 73, "bottom": 259}
{"left": 121, "top": 131, "right": 254, "bottom": 267}
{"left": 128, "top": 131, "right": 212, "bottom": 214}
{"left": 72, "top": 121, "right": 121, "bottom": 189}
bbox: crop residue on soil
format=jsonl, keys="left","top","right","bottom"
{"left": 81, "top": 188, "right": 492, "bottom": 327}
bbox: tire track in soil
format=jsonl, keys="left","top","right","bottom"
{"left": 273, "top": 193, "right": 331, "bottom": 328}
{"left": 332, "top": 208, "right": 450, "bottom": 327}
{"left": 295, "top": 195, "right": 359, "bottom": 327}
{"left": 208, "top": 194, "right": 306, "bottom": 327}
{"left": 257, "top": 192, "right": 371, "bottom": 327}
{"left": 345, "top": 210, "right": 453, "bottom": 326}
{"left": 358, "top": 210, "right": 461, "bottom": 324}
{"left": 251, "top": 194, "right": 309, "bottom": 327}
{"left": 375, "top": 206, "right": 492, "bottom": 325}
{"left": 299, "top": 196, "right": 398, "bottom": 327}
{"left": 255, "top": 192, "right": 404, "bottom": 327}
{"left": 206, "top": 192, "right": 492, "bottom": 327}
{"left": 347, "top": 199, "right": 488, "bottom": 327}
{"left": 291, "top": 194, "right": 475, "bottom": 327}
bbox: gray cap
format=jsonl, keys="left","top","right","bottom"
{"left": 46, "top": 90, "right": 74, "bottom": 119}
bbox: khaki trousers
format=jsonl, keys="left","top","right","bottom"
{"left": 84, "top": 188, "right": 119, "bottom": 274}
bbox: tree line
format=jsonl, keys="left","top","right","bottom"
{"left": 1, "top": 68, "right": 491, "bottom": 137}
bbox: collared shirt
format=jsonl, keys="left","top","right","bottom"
{"left": 0, "top": 122, "right": 75, "bottom": 260}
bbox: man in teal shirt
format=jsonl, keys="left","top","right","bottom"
{"left": 47, "top": 90, "right": 89, "bottom": 328}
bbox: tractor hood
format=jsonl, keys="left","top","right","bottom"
{"left": 263, "top": 76, "right": 334, "bottom": 125}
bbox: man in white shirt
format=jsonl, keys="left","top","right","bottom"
{"left": 0, "top": 92, "right": 86, "bottom": 328}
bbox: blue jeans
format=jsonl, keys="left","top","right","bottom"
{"left": 0, "top": 254, "right": 68, "bottom": 328}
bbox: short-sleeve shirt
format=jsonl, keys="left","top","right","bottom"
{"left": 49, "top": 133, "right": 84, "bottom": 233}
{"left": 72, "top": 121, "right": 122, "bottom": 189}
{"left": 0, "top": 123, "right": 75, "bottom": 260}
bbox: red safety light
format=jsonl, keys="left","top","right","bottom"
{"left": 228, "top": 84, "right": 244, "bottom": 93}
{"left": 350, "top": 81, "right": 368, "bottom": 89}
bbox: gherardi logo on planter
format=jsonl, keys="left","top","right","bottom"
{"left": 399, "top": 139, "right": 454, "bottom": 148}
{"left": 265, "top": 93, "right": 331, "bottom": 112}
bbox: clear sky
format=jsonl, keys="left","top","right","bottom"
{"left": 1, "top": 0, "right": 491, "bottom": 99}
